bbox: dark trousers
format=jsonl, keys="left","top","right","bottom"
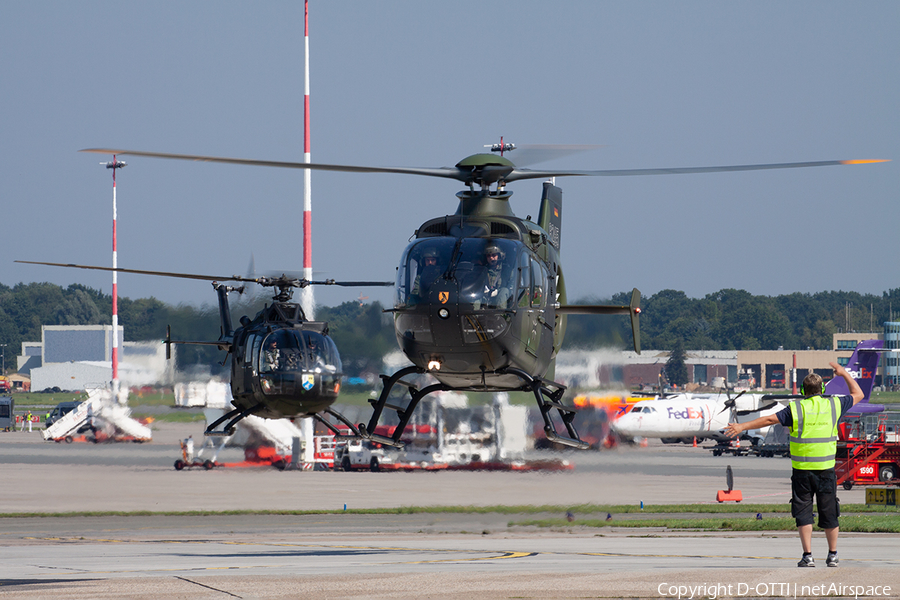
{"left": 791, "top": 468, "right": 839, "bottom": 528}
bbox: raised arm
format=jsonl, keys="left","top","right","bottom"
{"left": 723, "top": 413, "right": 779, "bottom": 439}
{"left": 830, "top": 361, "right": 864, "bottom": 405}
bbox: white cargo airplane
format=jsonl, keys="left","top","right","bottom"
{"left": 610, "top": 392, "right": 778, "bottom": 444}
{"left": 610, "top": 340, "right": 883, "bottom": 445}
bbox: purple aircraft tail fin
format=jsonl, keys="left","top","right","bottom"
{"left": 826, "top": 339, "right": 884, "bottom": 413}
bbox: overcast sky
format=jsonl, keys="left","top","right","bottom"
{"left": 2, "top": 1, "right": 897, "bottom": 312}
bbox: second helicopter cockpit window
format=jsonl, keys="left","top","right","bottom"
{"left": 257, "top": 330, "right": 340, "bottom": 374}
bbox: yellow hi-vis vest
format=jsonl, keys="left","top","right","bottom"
{"left": 789, "top": 395, "right": 839, "bottom": 470}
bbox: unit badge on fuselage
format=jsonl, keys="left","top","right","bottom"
{"left": 302, "top": 374, "right": 315, "bottom": 391}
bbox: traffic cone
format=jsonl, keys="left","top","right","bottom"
{"left": 693, "top": 436, "right": 697, "bottom": 447}
{"left": 716, "top": 465, "right": 742, "bottom": 503}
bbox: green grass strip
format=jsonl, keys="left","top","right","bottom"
{"left": 0, "top": 503, "right": 895, "bottom": 519}
{"left": 511, "top": 514, "right": 900, "bottom": 533}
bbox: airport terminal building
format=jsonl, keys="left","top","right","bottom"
{"left": 16, "top": 325, "right": 171, "bottom": 392}
{"left": 562, "top": 329, "right": 888, "bottom": 391}
{"left": 883, "top": 322, "right": 900, "bottom": 387}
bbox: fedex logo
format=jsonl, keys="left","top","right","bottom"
{"left": 667, "top": 407, "right": 703, "bottom": 420}
{"left": 846, "top": 367, "right": 874, "bottom": 380}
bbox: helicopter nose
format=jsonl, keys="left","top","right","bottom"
{"left": 429, "top": 279, "right": 458, "bottom": 307}
{"left": 427, "top": 281, "right": 463, "bottom": 345}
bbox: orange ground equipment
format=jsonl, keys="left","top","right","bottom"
{"left": 836, "top": 414, "right": 900, "bottom": 490}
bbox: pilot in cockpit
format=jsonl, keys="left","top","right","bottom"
{"left": 477, "top": 243, "right": 512, "bottom": 309}
{"left": 307, "top": 336, "right": 321, "bottom": 361}
{"left": 307, "top": 336, "right": 331, "bottom": 371}
{"left": 410, "top": 247, "right": 441, "bottom": 303}
{"left": 264, "top": 337, "right": 281, "bottom": 372}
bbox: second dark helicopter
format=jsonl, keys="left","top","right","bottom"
{"left": 16, "top": 260, "right": 391, "bottom": 437}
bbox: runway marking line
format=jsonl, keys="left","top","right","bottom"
{"left": 401, "top": 551, "right": 536, "bottom": 564}
{"left": 23, "top": 536, "right": 794, "bottom": 565}
{"left": 174, "top": 576, "right": 241, "bottom": 599}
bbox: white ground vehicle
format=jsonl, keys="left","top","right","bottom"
{"left": 334, "top": 393, "right": 529, "bottom": 471}
{"left": 335, "top": 438, "right": 396, "bottom": 471}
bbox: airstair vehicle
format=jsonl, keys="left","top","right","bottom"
{"left": 42, "top": 387, "right": 151, "bottom": 443}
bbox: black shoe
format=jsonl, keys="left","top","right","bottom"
{"left": 798, "top": 555, "right": 815, "bottom": 568}
{"left": 826, "top": 552, "right": 838, "bottom": 567}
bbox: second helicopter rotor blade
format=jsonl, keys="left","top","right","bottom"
{"left": 15, "top": 260, "right": 246, "bottom": 283}
{"left": 17, "top": 260, "right": 395, "bottom": 289}
{"left": 309, "top": 280, "right": 394, "bottom": 287}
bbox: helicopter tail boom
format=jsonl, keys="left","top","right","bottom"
{"left": 556, "top": 288, "right": 641, "bottom": 354}
{"left": 164, "top": 324, "right": 232, "bottom": 359}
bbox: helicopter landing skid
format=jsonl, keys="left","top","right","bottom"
{"left": 358, "top": 365, "right": 451, "bottom": 448}
{"left": 205, "top": 403, "right": 265, "bottom": 437}
{"left": 360, "top": 364, "right": 589, "bottom": 450}
{"left": 312, "top": 407, "right": 362, "bottom": 441}
{"left": 501, "top": 367, "right": 590, "bottom": 450}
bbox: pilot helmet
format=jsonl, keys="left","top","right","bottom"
{"left": 484, "top": 243, "right": 505, "bottom": 259}
{"left": 421, "top": 247, "right": 440, "bottom": 264}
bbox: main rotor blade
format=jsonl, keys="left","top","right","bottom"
{"left": 508, "top": 144, "right": 603, "bottom": 168}
{"left": 503, "top": 159, "right": 889, "bottom": 182}
{"left": 80, "top": 148, "right": 466, "bottom": 181}
{"left": 80, "top": 148, "right": 887, "bottom": 187}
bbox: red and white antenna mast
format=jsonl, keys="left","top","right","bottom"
{"left": 299, "top": 0, "right": 315, "bottom": 319}
{"left": 104, "top": 156, "right": 127, "bottom": 403}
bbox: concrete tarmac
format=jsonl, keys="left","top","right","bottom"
{"left": 1, "top": 423, "right": 897, "bottom": 599}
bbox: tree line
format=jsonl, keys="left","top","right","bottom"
{"left": 0, "top": 281, "right": 396, "bottom": 377}
{"left": 1, "top": 281, "right": 898, "bottom": 376}
{"left": 559, "top": 287, "right": 900, "bottom": 351}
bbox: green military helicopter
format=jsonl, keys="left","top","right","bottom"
{"left": 79, "top": 144, "right": 886, "bottom": 448}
